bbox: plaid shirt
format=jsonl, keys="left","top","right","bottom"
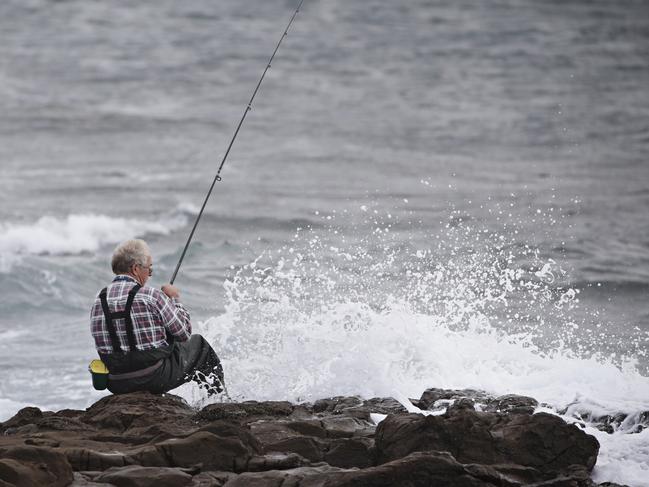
{"left": 90, "top": 275, "right": 191, "bottom": 354}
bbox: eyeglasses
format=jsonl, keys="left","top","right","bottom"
{"left": 137, "top": 263, "right": 153, "bottom": 276}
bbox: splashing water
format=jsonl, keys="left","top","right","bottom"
{"left": 187, "top": 206, "right": 648, "bottom": 486}
{"left": 198, "top": 207, "right": 625, "bottom": 401}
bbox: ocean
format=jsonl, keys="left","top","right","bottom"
{"left": 0, "top": 0, "right": 648, "bottom": 484}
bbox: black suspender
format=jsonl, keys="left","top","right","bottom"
{"left": 99, "top": 288, "right": 120, "bottom": 352}
{"left": 99, "top": 284, "right": 142, "bottom": 355}
{"left": 122, "top": 287, "right": 140, "bottom": 354}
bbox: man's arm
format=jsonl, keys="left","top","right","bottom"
{"left": 152, "top": 285, "right": 192, "bottom": 341}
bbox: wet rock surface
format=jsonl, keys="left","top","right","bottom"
{"left": 0, "top": 388, "right": 623, "bottom": 487}
{"left": 375, "top": 406, "right": 599, "bottom": 474}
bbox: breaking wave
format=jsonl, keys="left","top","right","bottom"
{"left": 187, "top": 211, "right": 649, "bottom": 487}
{"left": 0, "top": 204, "right": 198, "bottom": 272}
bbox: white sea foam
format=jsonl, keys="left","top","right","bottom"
{"left": 199, "top": 295, "right": 648, "bottom": 410}
{"left": 589, "top": 426, "right": 649, "bottom": 486}
{"left": 0, "top": 206, "right": 192, "bottom": 270}
{"left": 0, "top": 214, "right": 164, "bottom": 256}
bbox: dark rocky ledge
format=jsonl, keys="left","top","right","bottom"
{"left": 0, "top": 388, "right": 628, "bottom": 487}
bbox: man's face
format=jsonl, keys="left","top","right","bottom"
{"left": 132, "top": 254, "right": 153, "bottom": 285}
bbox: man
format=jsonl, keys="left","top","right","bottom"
{"left": 90, "top": 239, "right": 224, "bottom": 396}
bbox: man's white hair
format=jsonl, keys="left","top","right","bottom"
{"left": 111, "top": 239, "right": 150, "bottom": 275}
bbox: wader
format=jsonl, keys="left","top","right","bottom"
{"left": 98, "top": 284, "right": 224, "bottom": 395}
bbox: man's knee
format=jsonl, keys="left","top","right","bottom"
{"left": 189, "top": 334, "right": 207, "bottom": 346}
{"left": 190, "top": 334, "right": 218, "bottom": 355}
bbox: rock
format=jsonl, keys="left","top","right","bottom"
{"left": 313, "top": 396, "right": 364, "bottom": 414}
{"left": 66, "top": 426, "right": 260, "bottom": 473}
{"left": 193, "top": 405, "right": 248, "bottom": 423}
{"left": 114, "top": 422, "right": 194, "bottom": 445}
{"left": 35, "top": 415, "right": 98, "bottom": 432}
{"left": 249, "top": 416, "right": 375, "bottom": 466}
{"left": 249, "top": 415, "right": 375, "bottom": 466}
{"left": 94, "top": 465, "right": 192, "bottom": 487}
{"left": 484, "top": 394, "right": 539, "bottom": 415}
{"left": 418, "top": 388, "right": 491, "bottom": 410}
{"left": 264, "top": 435, "right": 325, "bottom": 462}
{"left": 196, "top": 421, "right": 263, "bottom": 454}
{"left": 70, "top": 471, "right": 116, "bottom": 486}
{"left": 249, "top": 421, "right": 301, "bottom": 446}
{"left": 452, "top": 398, "right": 477, "bottom": 411}
{"left": 56, "top": 408, "right": 87, "bottom": 418}
{"left": 375, "top": 407, "right": 599, "bottom": 474}
{"left": 78, "top": 470, "right": 104, "bottom": 480}
{"left": 222, "top": 470, "right": 289, "bottom": 487}
{"left": 288, "top": 405, "right": 314, "bottom": 420}
{"left": 483, "top": 464, "right": 546, "bottom": 485}
{"left": 517, "top": 464, "right": 593, "bottom": 486}
{"left": 222, "top": 465, "right": 346, "bottom": 487}
{"left": 418, "top": 389, "right": 538, "bottom": 416}
{"left": 375, "top": 409, "right": 497, "bottom": 464}
{"left": 226, "top": 452, "right": 589, "bottom": 487}
{"left": 311, "top": 396, "right": 406, "bottom": 421}
{"left": 591, "top": 413, "right": 628, "bottom": 434}
{"left": 223, "top": 451, "right": 524, "bottom": 487}
{"left": 133, "top": 431, "right": 253, "bottom": 471}
{"left": 64, "top": 447, "right": 130, "bottom": 471}
{"left": 0, "top": 407, "right": 44, "bottom": 435}
{"left": 494, "top": 412, "right": 599, "bottom": 472}
{"left": 323, "top": 437, "right": 374, "bottom": 468}
{"left": 246, "top": 453, "right": 311, "bottom": 471}
{"left": 576, "top": 409, "right": 649, "bottom": 435}
{"left": 4, "top": 423, "right": 40, "bottom": 435}
{"left": 0, "top": 445, "right": 74, "bottom": 487}
{"left": 308, "top": 452, "right": 594, "bottom": 487}
{"left": 24, "top": 438, "right": 61, "bottom": 448}
{"left": 284, "top": 419, "right": 328, "bottom": 438}
{"left": 320, "top": 416, "right": 374, "bottom": 438}
{"left": 361, "top": 397, "right": 408, "bottom": 416}
{"left": 326, "top": 451, "right": 523, "bottom": 487}
{"left": 195, "top": 401, "right": 294, "bottom": 423}
{"left": 190, "top": 471, "right": 238, "bottom": 487}
{"left": 82, "top": 392, "right": 195, "bottom": 434}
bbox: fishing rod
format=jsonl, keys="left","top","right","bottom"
{"left": 169, "top": 0, "right": 305, "bottom": 285}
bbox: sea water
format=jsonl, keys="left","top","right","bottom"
{"left": 1, "top": 0, "right": 648, "bottom": 485}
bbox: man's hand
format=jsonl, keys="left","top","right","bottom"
{"left": 161, "top": 284, "right": 180, "bottom": 299}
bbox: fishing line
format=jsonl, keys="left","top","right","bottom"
{"left": 170, "top": 0, "right": 305, "bottom": 284}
